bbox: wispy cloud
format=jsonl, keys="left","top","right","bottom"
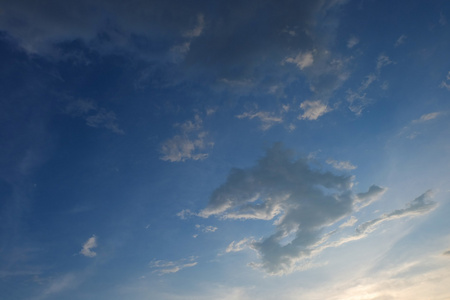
{"left": 440, "top": 71, "right": 450, "bottom": 90}
{"left": 412, "top": 111, "right": 444, "bottom": 123}
{"left": 236, "top": 111, "right": 283, "bottom": 130}
{"left": 326, "top": 158, "right": 357, "bottom": 170}
{"left": 356, "top": 190, "right": 437, "bottom": 234}
{"left": 395, "top": 34, "right": 407, "bottom": 47}
{"left": 65, "top": 99, "right": 124, "bottom": 134}
{"left": 160, "top": 115, "right": 213, "bottom": 162}
{"left": 225, "top": 238, "right": 252, "bottom": 253}
{"left": 284, "top": 51, "right": 314, "bottom": 70}
{"left": 347, "top": 36, "right": 359, "bottom": 48}
{"left": 80, "top": 235, "right": 97, "bottom": 258}
{"left": 346, "top": 54, "right": 393, "bottom": 115}
{"left": 149, "top": 257, "right": 198, "bottom": 275}
{"left": 298, "top": 100, "right": 331, "bottom": 120}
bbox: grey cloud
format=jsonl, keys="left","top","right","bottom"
{"left": 201, "top": 143, "right": 365, "bottom": 274}
{"left": 0, "top": 0, "right": 351, "bottom": 101}
{"left": 357, "top": 190, "right": 437, "bottom": 234}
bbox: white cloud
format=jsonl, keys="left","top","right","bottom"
{"left": 80, "top": 235, "right": 97, "bottom": 258}
{"left": 339, "top": 216, "right": 357, "bottom": 228}
{"left": 347, "top": 36, "right": 359, "bottom": 48}
{"left": 160, "top": 115, "right": 213, "bottom": 162}
{"left": 225, "top": 238, "right": 252, "bottom": 253}
{"left": 150, "top": 257, "right": 198, "bottom": 275}
{"left": 412, "top": 112, "right": 444, "bottom": 123}
{"left": 284, "top": 51, "right": 314, "bottom": 70}
{"left": 298, "top": 100, "right": 331, "bottom": 120}
{"left": 177, "top": 209, "right": 195, "bottom": 219}
{"left": 376, "top": 54, "right": 393, "bottom": 71}
{"left": 195, "top": 224, "right": 218, "bottom": 233}
{"left": 236, "top": 111, "right": 283, "bottom": 130}
{"left": 395, "top": 34, "right": 407, "bottom": 47}
{"left": 326, "top": 158, "right": 357, "bottom": 170}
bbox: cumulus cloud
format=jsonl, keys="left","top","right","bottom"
{"left": 160, "top": 115, "right": 213, "bottom": 162}
{"left": 149, "top": 257, "right": 197, "bottom": 275}
{"left": 80, "top": 235, "right": 97, "bottom": 258}
{"left": 326, "top": 158, "right": 357, "bottom": 170}
{"left": 298, "top": 100, "right": 331, "bottom": 120}
{"left": 236, "top": 111, "right": 283, "bottom": 130}
{"left": 356, "top": 190, "right": 437, "bottom": 234}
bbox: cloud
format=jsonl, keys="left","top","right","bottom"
{"left": 444, "top": 250, "right": 450, "bottom": 256}
{"left": 65, "top": 99, "right": 124, "bottom": 134}
{"left": 354, "top": 184, "right": 386, "bottom": 210}
{"left": 160, "top": 115, "right": 213, "bottom": 162}
{"left": 395, "top": 34, "right": 407, "bottom": 47}
{"left": 284, "top": 51, "right": 314, "bottom": 70}
{"left": 236, "top": 111, "right": 283, "bottom": 130}
{"left": 356, "top": 190, "right": 437, "bottom": 234}
{"left": 346, "top": 54, "right": 393, "bottom": 115}
{"left": 298, "top": 100, "right": 331, "bottom": 120}
{"left": 347, "top": 36, "right": 359, "bottom": 48}
{"left": 440, "top": 71, "right": 450, "bottom": 90}
{"left": 339, "top": 216, "right": 357, "bottom": 228}
{"left": 150, "top": 257, "right": 198, "bottom": 275}
{"left": 376, "top": 54, "right": 393, "bottom": 71}
{"left": 80, "top": 235, "right": 97, "bottom": 258}
{"left": 326, "top": 158, "right": 357, "bottom": 170}
{"left": 183, "top": 14, "right": 205, "bottom": 38}
{"left": 225, "top": 238, "right": 252, "bottom": 253}
{"left": 200, "top": 143, "right": 358, "bottom": 274}
{"left": 195, "top": 224, "right": 218, "bottom": 233}
{"left": 197, "top": 144, "right": 436, "bottom": 275}
{"left": 412, "top": 112, "right": 444, "bottom": 123}
{"left": 177, "top": 209, "right": 195, "bottom": 220}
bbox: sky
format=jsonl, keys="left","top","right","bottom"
{"left": 1, "top": 0, "right": 450, "bottom": 299}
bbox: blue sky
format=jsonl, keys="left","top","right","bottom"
{"left": 1, "top": 0, "right": 450, "bottom": 299}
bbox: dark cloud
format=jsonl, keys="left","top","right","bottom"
{"left": 0, "top": 0, "right": 350, "bottom": 99}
